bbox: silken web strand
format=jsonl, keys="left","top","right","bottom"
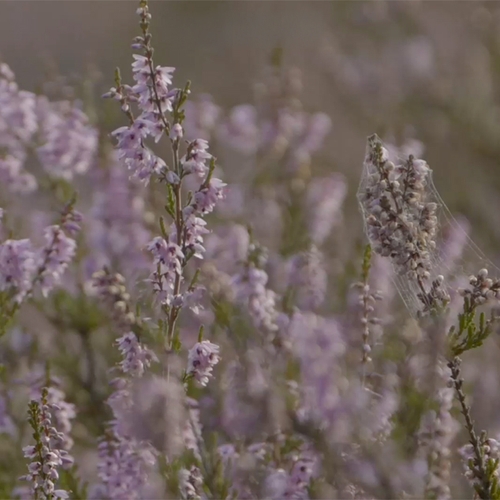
{"left": 357, "top": 134, "right": 500, "bottom": 318}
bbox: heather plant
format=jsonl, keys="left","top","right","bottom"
{"left": 2, "top": 1, "right": 500, "bottom": 499}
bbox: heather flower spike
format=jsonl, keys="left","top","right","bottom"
{"left": 358, "top": 134, "right": 450, "bottom": 316}
{"left": 20, "top": 388, "right": 73, "bottom": 500}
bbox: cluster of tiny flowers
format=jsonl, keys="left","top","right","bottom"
{"left": 147, "top": 236, "right": 184, "bottom": 305}
{"left": 217, "top": 67, "right": 331, "bottom": 171}
{"left": 186, "top": 340, "right": 221, "bottom": 387}
{"left": 0, "top": 238, "right": 37, "bottom": 301}
{"left": 36, "top": 97, "right": 98, "bottom": 180}
{"left": 97, "top": 345, "right": 157, "bottom": 496}
{"left": 0, "top": 63, "right": 38, "bottom": 193}
{"left": 264, "top": 456, "right": 316, "bottom": 500}
{"left": 104, "top": 5, "right": 175, "bottom": 183}
{"left": 115, "top": 332, "right": 158, "bottom": 378}
{"left": 0, "top": 393, "right": 15, "bottom": 436}
{"left": 458, "top": 268, "right": 500, "bottom": 307}
{"left": 145, "top": 175, "right": 224, "bottom": 307}
{"left": 459, "top": 436, "right": 500, "bottom": 492}
{"left": 178, "top": 465, "right": 203, "bottom": 500}
{"left": 88, "top": 158, "right": 151, "bottom": 276}
{"left": 0, "top": 63, "right": 97, "bottom": 189}
{"left": 91, "top": 270, "right": 136, "bottom": 329}
{"left": 190, "top": 177, "right": 226, "bottom": 215}
{"left": 306, "top": 174, "right": 347, "bottom": 246}
{"left": 95, "top": 437, "right": 157, "bottom": 500}
{"left": 37, "top": 209, "right": 82, "bottom": 297}
{"left": 352, "top": 281, "right": 382, "bottom": 364}
{"left": 28, "top": 379, "right": 77, "bottom": 453}
{"left": 232, "top": 244, "right": 279, "bottom": 336}
{"left": 182, "top": 397, "right": 202, "bottom": 459}
{"left": 20, "top": 388, "right": 74, "bottom": 500}
{"left": 92, "top": 268, "right": 158, "bottom": 497}
{"left": 0, "top": 206, "right": 81, "bottom": 302}
{"left": 419, "top": 371, "right": 457, "bottom": 500}
{"left": 358, "top": 134, "right": 449, "bottom": 313}
{"left": 110, "top": 118, "right": 167, "bottom": 183}
{"left": 287, "top": 246, "right": 327, "bottom": 311}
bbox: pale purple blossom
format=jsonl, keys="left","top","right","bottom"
{"left": 217, "top": 104, "right": 260, "bottom": 154}
{"left": 287, "top": 112, "right": 332, "bottom": 172}
{"left": 36, "top": 97, "right": 98, "bottom": 180}
{"left": 20, "top": 389, "right": 74, "bottom": 500}
{"left": 111, "top": 124, "right": 167, "bottom": 183}
{"left": 115, "top": 332, "right": 158, "bottom": 377}
{"left": 184, "top": 215, "right": 209, "bottom": 259}
{"left": 131, "top": 54, "right": 175, "bottom": 115}
{"left": 0, "top": 394, "right": 15, "bottom": 436}
{"left": 87, "top": 157, "right": 151, "bottom": 276}
{"left": 96, "top": 437, "right": 157, "bottom": 500}
{"left": 306, "top": 173, "right": 347, "bottom": 246}
{"left": 192, "top": 178, "right": 227, "bottom": 214}
{"left": 232, "top": 264, "right": 279, "bottom": 334}
{"left": 0, "top": 238, "right": 36, "bottom": 301}
{"left": 0, "top": 155, "right": 37, "bottom": 194}
{"left": 287, "top": 246, "right": 327, "bottom": 311}
{"left": 182, "top": 139, "right": 212, "bottom": 177}
{"left": 37, "top": 225, "right": 78, "bottom": 297}
{"left": 187, "top": 340, "right": 221, "bottom": 387}
{"left": 147, "top": 236, "right": 185, "bottom": 304}
{"left": 179, "top": 466, "right": 203, "bottom": 500}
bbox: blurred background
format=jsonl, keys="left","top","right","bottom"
{"left": 3, "top": 1, "right": 500, "bottom": 253}
{"left": 3, "top": 2, "right": 500, "bottom": 495}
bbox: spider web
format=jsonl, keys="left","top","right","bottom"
{"left": 357, "top": 136, "right": 500, "bottom": 318}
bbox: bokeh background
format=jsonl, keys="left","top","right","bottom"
{"left": 3, "top": 1, "right": 500, "bottom": 496}
{"left": 3, "top": 0, "right": 500, "bottom": 252}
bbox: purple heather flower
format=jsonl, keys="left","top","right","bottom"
{"left": 287, "top": 246, "right": 327, "bottom": 311}
{"left": 87, "top": 157, "right": 151, "bottom": 277}
{"left": 37, "top": 225, "right": 77, "bottom": 297}
{"left": 115, "top": 332, "right": 158, "bottom": 377}
{"left": 0, "top": 155, "right": 37, "bottom": 194}
{"left": 178, "top": 465, "right": 203, "bottom": 500}
{"left": 20, "top": 389, "right": 74, "bottom": 500}
{"left": 192, "top": 178, "right": 227, "bottom": 215}
{"left": 232, "top": 263, "right": 279, "bottom": 335}
{"left": 183, "top": 215, "right": 209, "bottom": 259}
{"left": 36, "top": 96, "right": 98, "bottom": 180}
{"left": 147, "top": 236, "right": 185, "bottom": 304}
{"left": 112, "top": 124, "right": 167, "bottom": 183}
{"left": 187, "top": 340, "right": 221, "bottom": 387}
{"left": 287, "top": 112, "right": 332, "bottom": 172}
{"left": 0, "top": 64, "right": 38, "bottom": 177}
{"left": 217, "top": 104, "right": 260, "bottom": 154}
{"left": 306, "top": 173, "right": 347, "bottom": 246}
{"left": 0, "top": 394, "right": 15, "bottom": 437}
{"left": 289, "top": 312, "right": 346, "bottom": 428}
{"left": 182, "top": 138, "right": 212, "bottom": 177}
{"left": 96, "top": 437, "right": 157, "bottom": 500}
{"left": 0, "top": 238, "right": 36, "bottom": 301}
{"left": 28, "top": 374, "right": 76, "bottom": 452}
{"left": 131, "top": 54, "right": 175, "bottom": 115}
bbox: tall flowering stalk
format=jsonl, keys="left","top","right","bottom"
{"left": 105, "top": 1, "right": 225, "bottom": 372}
{"left": 99, "top": 2, "right": 225, "bottom": 497}
{"left": 358, "top": 134, "right": 449, "bottom": 316}
{"left": 20, "top": 388, "right": 74, "bottom": 500}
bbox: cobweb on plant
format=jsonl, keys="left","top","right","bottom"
{"left": 357, "top": 134, "right": 500, "bottom": 318}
